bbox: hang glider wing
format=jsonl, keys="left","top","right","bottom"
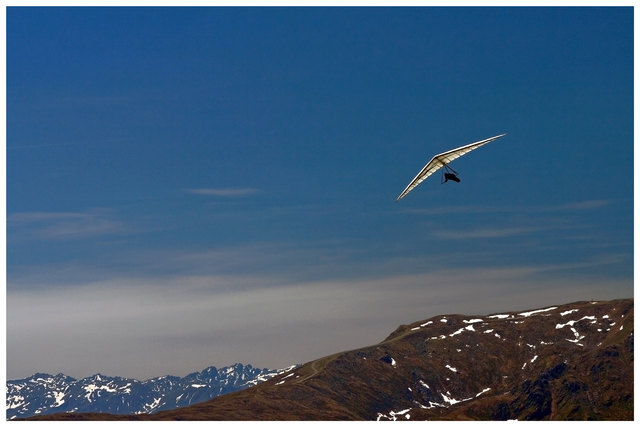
{"left": 396, "top": 133, "right": 506, "bottom": 201}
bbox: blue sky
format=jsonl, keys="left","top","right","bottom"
{"left": 5, "top": 6, "right": 634, "bottom": 380}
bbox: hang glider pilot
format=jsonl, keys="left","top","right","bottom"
{"left": 443, "top": 172, "right": 460, "bottom": 183}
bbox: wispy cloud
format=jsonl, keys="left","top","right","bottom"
{"left": 8, "top": 212, "right": 88, "bottom": 222}
{"left": 399, "top": 199, "right": 611, "bottom": 216}
{"left": 541, "top": 200, "right": 610, "bottom": 212}
{"left": 398, "top": 205, "right": 503, "bottom": 216}
{"left": 8, "top": 210, "right": 124, "bottom": 239}
{"left": 185, "top": 188, "right": 259, "bottom": 197}
{"left": 431, "top": 226, "right": 542, "bottom": 240}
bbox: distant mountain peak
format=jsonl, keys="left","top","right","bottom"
{"left": 6, "top": 363, "right": 290, "bottom": 420}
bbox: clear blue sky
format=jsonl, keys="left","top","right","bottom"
{"left": 6, "top": 6, "right": 633, "bottom": 380}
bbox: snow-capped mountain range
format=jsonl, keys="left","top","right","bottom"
{"left": 11, "top": 299, "right": 633, "bottom": 421}
{"left": 6, "top": 363, "right": 294, "bottom": 419}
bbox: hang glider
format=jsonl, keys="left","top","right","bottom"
{"left": 396, "top": 133, "right": 506, "bottom": 201}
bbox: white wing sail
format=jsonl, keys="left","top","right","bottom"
{"left": 396, "top": 134, "right": 506, "bottom": 201}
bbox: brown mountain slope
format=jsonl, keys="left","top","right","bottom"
{"left": 27, "top": 298, "right": 633, "bottom": 421}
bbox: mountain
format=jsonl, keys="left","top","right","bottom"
{"left": 6, "top": 363, "right": 292, "bottom": 420}
{"left": 25, "top": 298, "right": 633, "bottom": 421}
